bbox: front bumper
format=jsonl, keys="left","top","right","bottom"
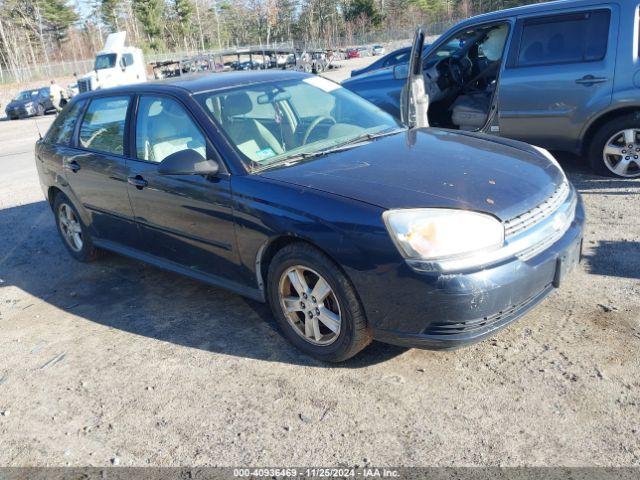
{"left": 6, "top": 105, "right": 35, "bottom": 118}
{"left": 370, "top": 195, "right": 585, "bottom": 350}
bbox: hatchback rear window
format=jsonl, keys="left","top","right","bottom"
{"left": 45, "top": 100, "right": 86, "bottom": 146}
{"left": 517, "top": 9, "right": 610, "bottom": 67}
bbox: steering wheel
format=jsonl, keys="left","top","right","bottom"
{"left": 302, "top": 115, "right": 336, "bottom": 145}
{"left": 446, "top": 57, "right": 465, "bottom": 88}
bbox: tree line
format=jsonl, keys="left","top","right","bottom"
{"left": 0, "top": 0, "right": 548, "bottom": 81}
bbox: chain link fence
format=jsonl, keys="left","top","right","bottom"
{"left": 0, "top": 20, "right": 457, "bottom": 86}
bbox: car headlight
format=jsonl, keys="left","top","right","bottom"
{"left": 25, "top": 102, "right": 33, "bottom": 108}
{"left": 383, "top": 208, "right": 504, "bottom": 271}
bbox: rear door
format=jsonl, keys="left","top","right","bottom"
{"left": 63, "top": 95, "right": 139, "bottom": 246}
{"left": 498, "top": 6, "right": 618, "bottom": 150}
{"left": 126, "top": 94, "right": 243, "bottom": 283}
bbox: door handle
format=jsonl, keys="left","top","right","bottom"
{"left": 575, "top": 75, "right": 608, "bottom": 85}
{"left": 63, "top": 160, "right": 81, "bottom": 172}
{"left": 127, "top": 175, "right": 148, "bottom": 190}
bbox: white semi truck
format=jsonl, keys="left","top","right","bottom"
{"left": 77, "top": 32, "right": 146, "bottom": 93}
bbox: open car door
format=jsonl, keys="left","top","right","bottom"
{"left": 400, "top": 27, "right": 429, "bottom": 128}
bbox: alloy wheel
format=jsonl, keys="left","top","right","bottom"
{"left": 58, "top": 203, "right": 83, "bottom": 252}
{"left": 278, "top": 265, "right": 342, "bottom": 346}
{"left": 602, "top": 129, "right": 640, "bottom": 177}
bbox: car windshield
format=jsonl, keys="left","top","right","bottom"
{"left": 197, "top": 77, "right": 402, "bottom": 171}
{"left": 14, "top": 90, "right": 38, "bottom": 101}
{"left": 95, "top": 53, "right": 117, "bottom": 70}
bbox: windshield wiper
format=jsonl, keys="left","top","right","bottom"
{"left": 254, "top": 127, "right": 406, "bottom": 172}
{"left": 338, "top": 126, "right": 406, "bottom": 146}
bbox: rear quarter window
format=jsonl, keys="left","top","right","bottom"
{"left": 45, "top": 100, "right": 86, "bottom": 146}
{"left": 517, "top": 9, "right": 611, "bottom": 67}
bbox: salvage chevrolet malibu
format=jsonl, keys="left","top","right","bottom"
{"left": 36, "top": 71, "right": 584, "bottom": 361}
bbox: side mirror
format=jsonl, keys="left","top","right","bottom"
{"left": 158, "top": 149, "right": 219, "bottom": 176}
{"left": 393, "top": 64, "right": 408, "bottom": 80}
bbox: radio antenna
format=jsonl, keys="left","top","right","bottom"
{"left": 33, "top": 116, "right": 43, "bottom": 140}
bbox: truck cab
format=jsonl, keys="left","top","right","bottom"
{"left": 77, "top": 32, "right": 146, "bottom": 93}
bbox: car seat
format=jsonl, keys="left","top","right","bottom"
{"left": 220, "top": 92, "right": 284, "bottom": 162}
{"left": 450, "top": 92, "right": 492, "bottom": 131}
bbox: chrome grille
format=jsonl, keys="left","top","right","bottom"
{"left": 78, "top": 78, "right": 92, "bottom": 93}
{"left": 504, "top": 181, "right": 569, "bottom": 237}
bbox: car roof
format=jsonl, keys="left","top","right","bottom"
{"left": 458, "top": 0, "right": 616, "bottom": 24}
{"left": 76, "top": 70, "right": 313, "bottom": 99}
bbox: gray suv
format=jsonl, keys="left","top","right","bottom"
{"left": 390, "top": 0, "right": 640, "bottom": 177}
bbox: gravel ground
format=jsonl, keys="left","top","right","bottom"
{"left": 0, "top": 59, "right": 639, "bottom": 467}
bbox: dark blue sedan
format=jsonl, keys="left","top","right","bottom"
{"left": 36, "top": 71, "right": 583, "bottom": 361}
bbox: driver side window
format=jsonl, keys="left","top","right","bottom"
{"left": 135, "top": 96, "right": 206, "bottom": 163}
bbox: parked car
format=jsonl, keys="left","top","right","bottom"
{"left": 346, "top": 48, "right": 360, "bottom": 59}
{"left": 350, "top": 46, "right": 411, "bottom": 78}
{"left": 347, "top": 0, "right": 640, "bottom": 178}
{"left": 36, "top": 71, "right": 583, "bottom": 361}
{"left": 5, "top": 87, "right": 54, "bottom": 119}
{"left": 372, "top": 45, "right": 386, "bottom": 56}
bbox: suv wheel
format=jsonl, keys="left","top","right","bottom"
{"left": 54, "top": 193, "right": 102, "bottom": 262}
{"left": 267, "top": 243, "right": 371, "bottom": 362}
{"left": 36, "top": 103, "right": 45, "bottom": 116}
{"left": 589, "top": 115, "right": 640, "bottom": 177}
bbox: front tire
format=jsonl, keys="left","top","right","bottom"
{"left": 267, "top": 243, "right": 371, "bottom": 362}
{"left": 36, "top": 103, "right": 45, "bottom": 116}
{"left": 53, "top": 193, "right": 102, "bottom": 262}
{"left": 588, "top": 114, "right": 640, "bottom": 177}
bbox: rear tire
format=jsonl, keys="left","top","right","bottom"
{"left": 267, "top": 243, "right": 371, "bottom": 362}
{"left": 53, "top": 193, "right": 102, "bottom": 262}
{"left": 588, "top": 114, "right": 640, "bottom": 177}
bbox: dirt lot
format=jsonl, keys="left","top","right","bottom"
{"left": 0, "top": 59, "right": 639, "bottom": 468}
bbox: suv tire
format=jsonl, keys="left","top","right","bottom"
{"left": 589, "top": 114, "right": 640, "bottom": 178}
{"left": 267, "top": 243, "right": 371, "bottom": 362}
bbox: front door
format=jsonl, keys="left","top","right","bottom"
{"left": 126, "top": 94, "right": 244, "bottom": 283}
{"left": 498, "top": 7, "right": 618, "bottom": 151}
{"left": 64, "top": 95, "right": 139, "bottom": 246}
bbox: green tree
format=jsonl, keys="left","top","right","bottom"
{"left": 172, "top": 0, "right": 194, "bottom": 47}
{"left": 40, "top": 0, "right": 79, "bottom": 44}
{"left": 133, "top": 0, "right": 165, "bottom": 50}
{"left": 345, "top": 0, "right": 382, "bottom": 26}
{"left": 100, "top": 0, "right": 122, "bottom": 31}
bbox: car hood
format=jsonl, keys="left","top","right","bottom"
{"left": 6, "top": 100, "right": 30, "bottom": 108}
{"left": 259, "top": 128, "right": 566, "bottom": 222}
{"left": 344, "top": 66, "right": 392, "bottom": 84}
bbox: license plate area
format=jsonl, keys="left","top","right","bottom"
{"left": 553, "top": 236, "right": 582, "bottom": 287}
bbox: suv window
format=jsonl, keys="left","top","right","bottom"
{"left": 135, "top": 95, "right": 206, "bottom": 163}
{"left": 45, "top": 100, "right": 86, "bottom": 145}
{"left": 383, "top": 50, "right": 410, "bottom": 68}
{"left": 517, "top": 10, "right": 610, "bottom": 67}
{"left": 79, "top": 96, "right": 130, "bottom": 155}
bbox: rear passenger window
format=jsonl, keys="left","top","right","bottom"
{"left": 45, "top": 100, "right": 85, "bottom": 145}
{"left": 79, "top": 96, "right": 129, "bottom": 155}
{"left": 517, "top": 10, "right": 610, "bottom": 67}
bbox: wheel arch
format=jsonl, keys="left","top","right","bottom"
{"left": 47, "top": 186, "right": 63, "bottom": 208}
{"left": 256, "top": 234, "right": 363, "bottom": 306}
{"left": 581, "top": 107, "right": 640, "bottom": 154}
